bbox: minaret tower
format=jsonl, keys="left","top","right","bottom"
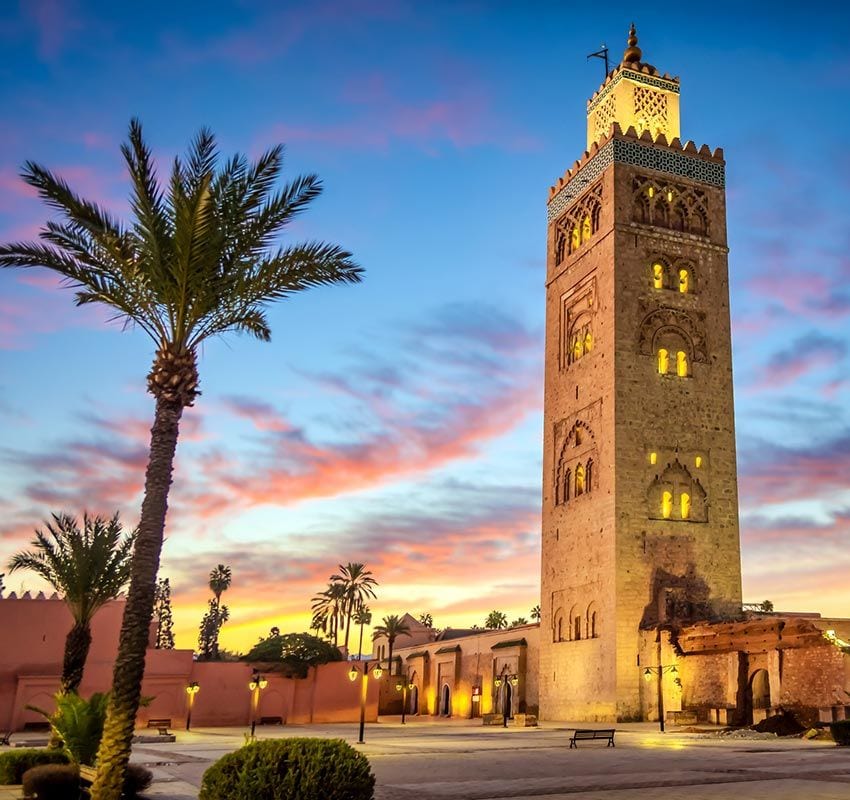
{"left": 539, "top": 25, "right": 743, "bottom": 721}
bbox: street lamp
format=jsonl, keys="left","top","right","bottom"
{"left": 494, "top": 673, "right": 519, "bottom": 727}
{"left": 248, "top": 671, "right": 268, "bottom": 737}
{"left": 395, "top": 680, "right": 415, "bottom": 724}
{"left": 348, "top": 661, "right": 383, "bottom": 744}
{"left": 642, "top": 664, "right": 678, "bottom": 732}
{"left": 185, "top": 681, "right": 200, "bottom": 731}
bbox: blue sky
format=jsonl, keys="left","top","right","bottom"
{"left": 1, "top": 0, "right": 849, "bottom": 650}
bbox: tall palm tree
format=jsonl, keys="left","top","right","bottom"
{"left": 373, "top": 614, "right": 411, "bottom": 676}
{"left": 485, "top": 610, "right": 508, "bottom": 630}
{"left": 531, "top": 605, "right": 541, "bottom": 622}
{"left": 352, "top": 604, "right": 372, "bottom": 660}
{"left": 7, "top": 513, "right": 134, "bottom": 693}
{"left": 206, "top": 564, "right": 231, "bottom": 659}
{"left": 311, "top": 581, "right": 347, "bottom": 647}
{"left": 331, "top": 563, "right": 378, "bottom": 652}
{"left": 0, "top": 120, "right": 360, "bottom": 800}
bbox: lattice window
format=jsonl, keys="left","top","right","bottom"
{"left": 594, "top": 93, "right": 616, "bottom": 142}
{"left": 553, "top": 182, "right": 603, "bottom": 265}
{"left": 631, "top": 176, "right": 710, "bottom": 237}
{"left": 555, "top": 422, "right": 597, "bottom": 507}
{"left": 633, "top": 86, "right": 668, "bottom": 138}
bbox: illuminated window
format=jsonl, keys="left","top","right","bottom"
{"left": 581, "top": 215, "right": 592, "bottom": 243}
{"left": 649, "top": 451, "right": 657, "bottom": 465}
{"left": 662, "top": 490, "right": 673, "bottom": 519}
{"left": 666, "top": 189, "right": 673, "bottom": 202}
{"left": 681, "top": 492, "right": 691, "bottom": 519}
{"left": 571, "top": 226, "right": 580, "bottom": 252}
{"left": 647, "top": 186, "right": 655, "bottom": 198}
{"left": 676, "top": 350, "right": 689, "bottom": 377}
{"left": 658, "top": 348, "right": 669, "bottom": 375}
{"left": 678, "top": 268, "right": 690, "bottom": 294}
{"left": 695, "top": 455, "right": 702, "bottom": 468}
{"left": 652, "top": 262, "right": 664, "bottom": 290}
{"left": 575, "top": 464, "right": 586, "bottom": 496}
{"left": 584, "top": 331, "right": 593, "bottom": 353}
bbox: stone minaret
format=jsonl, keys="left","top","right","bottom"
{"left": 539, "top": 25, "right": 742, "bottom": 721}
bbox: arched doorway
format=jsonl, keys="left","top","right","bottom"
{"left": 750, "top": 670, "right": 770, "bottom": 711}
{"left": 440, "top": 684, "right": 451, "bottom": 716}
{"left": 503, "top": 681, "right": 513, "bottom": 719}
{"left": 409, "top": 685, "right": 419, "bottom": 715}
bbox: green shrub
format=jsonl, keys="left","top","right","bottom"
{"left": 123, "top": 763, "right": 154, "bottom": 797}
{"left": 0, "top": 748, "right": 70, "bottom": 784}
{"left": 28, "top": 691, "right": 109, "bottom": 765}
{"left": 830, "top": 719, "right": 850, "bottom": 746}
{"left": 199, "top": 738, "right": 375, "bottom": 800}
{"left": 22, "top": 763, "right": 79, "bottom": 799}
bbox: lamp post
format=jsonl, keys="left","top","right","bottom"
{"left": 642, "top": 664, "right": 678, "bottom": 732}
{"left": 348, "top": 661, "right": 383, "bottom": 744}
{"left": 185, "top": 681, "right": 200, "bottom": 731}
{"left": 395, "top": 680, "right": 415, "bottom": 724}
{"left": 248, "top": 671, "right": 268, "bottom": 737}
{"left": 494, "top": 673, "right": 519, "bottom": 728}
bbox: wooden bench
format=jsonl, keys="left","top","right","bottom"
{"left": 259, "top": 716, "right": 283, "bottom": 725}
{"left": 146, "top": 718, "right": 172, "bottom": 736}
{"left": 569, "top": 728, "right": 615, "bottom": 748}
{"left": 0, "top": 730, "right": 11, "bottom": 746}
{"left": 21, "top": 722, "right": 50, "bottom": 732}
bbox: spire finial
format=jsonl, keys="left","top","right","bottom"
{"left": 623, "top": 22, "right": 642, "bottom": 65}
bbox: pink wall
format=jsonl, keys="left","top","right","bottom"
{"left": 0, "top": 596, "right": 377, "bottom": 730}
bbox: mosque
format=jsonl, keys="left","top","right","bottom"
{"left": 374, "top": 25, "right": 850, "bottom": 727}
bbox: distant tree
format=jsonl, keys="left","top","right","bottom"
{"left": 311, "top": 581, "right": 346, "bottom": 647}
{"left": 761, "top": 600, "right": 774, "bottom": 612}
{"left": 270, "top": 626, "right": 280, "bottom": 637}
{"left": 153, "top": 577, "right": 175, "bottom": 649}
{"left": 485, "top": 610, "right": 508, "bottom": 630}
{"left": 418, "top": 612, "right": 433, "bottom": 628}
{"left": 244, "top": 631, "right": 342, "bottom": 677}
{"left": 331, "top": 563, "right": 378, "bottom": 652}
{"left": 198, "top": 564, "right": 231, "bottom": 659}
{"left": 510, "top": 617, "right": 529, "bottom": 627}
{"left": 373, "top": 615, "right": 411, "bottom": 675}
{"left": 7, "top": 513, "right": 134, "bottom": 693}
{"left": 530, "top": 605, "right": 541, "bottom": 622}
{"left": 352, "top": 604, "right": 372, "bottom": 659}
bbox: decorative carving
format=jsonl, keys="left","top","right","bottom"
{"left": 553, "top": 182, "right": 603, "bottom": 265}
{"left": 647, "top": 459, "right": 707, "bottom": 522}
{"left": 633, "top": 86, "right": 668, "bottom": 138}
{"left": 554, "top": 421, "right": 597, "bottom": 506}
{"left": 637, "top": 307, "right": 707, "bottom": 363}
{"left": 632, "top": 175, "right": 709, "bottom": 236}
{"left": 560, "top": 276, "right": 596, "bottom": 369}
{"left": 594, "top": 93, "right": 617, "bottom": 143}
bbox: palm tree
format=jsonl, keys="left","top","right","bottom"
{"left": 418, "top": 612, "right": 434, "bottom": 627}
{"left": 510, "top": 617, "right": 529, "bottom": 627}
{"left": 311, "top": 582, "right": 347, "bottom": 647}
{"left": 352, "top": 604, "right": 372, "bottom": 660}
{"left": 0, "top": 120, "right": 360, "bottom": 800}
{"left": 331, "top": 563, "right": 377, "bottom": 652}
{"left": 373, "top": 614, "right": 411, "bottom": 676}
{"left": 485, "top": 610, "right": 508, "bottom": 630}
{"left": 530, "top": 605, "right": 541, "bottom": 622}
{"left": 7, "top": 513, "right": 134, "bottom": 693}
{"left": 205, "top": 564, "right": 231, "bottom": 659}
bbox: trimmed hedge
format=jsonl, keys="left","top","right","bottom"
{"left": 22, "top": 764, "right": 79, "bottom": 800}
{"left": 0, "top": 748, "right": 70, "bottom": 784}
{"left": 199, "top": 738, "right": 375, "bottom": 800}
{"left": 830, "top": 719, "right": 850, "bottom": 746}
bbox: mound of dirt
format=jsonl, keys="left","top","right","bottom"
{"left": 753, "top": 711, "right": 805, "bottom": 737}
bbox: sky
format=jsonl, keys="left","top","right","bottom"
{"left": 1, "top": 0, "right": 849, "bottom": 653}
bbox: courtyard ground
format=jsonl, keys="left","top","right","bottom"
{"left": 5, "top": 719, "right": 845, "bottom": 799}
{"left": 118, "top": 717, "right": 850, "bottom": 800}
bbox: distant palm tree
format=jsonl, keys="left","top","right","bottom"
{"left": 418, "top": 612, "right": 434, "bottom": 627}
{"left": 373, "top": 614, "right": 411, "bottom": 676}
{"left": 0, "top": 119, "right": 360, "bottom": 800}
{"left": 199, "top": 564, "right": 232, "bottom": 659}
{"left": 208, "top": 564, "right": 231, "bottom": 603}
{"left": 485, "top": 610, "right": 508, "bottom": 630}
{"left": 352, "top": 604, "right": 372, "bottom": 659}
{"left": 311, "top": 582, "right": 347, "bottom": 647}
{"left": 7, "top": 513, "right": 134, "bottom": 693}
{"left": 530, "top": 605, "right": 541, "bottom": 622}
{"left": 331, "top": 563, "right": 378, "bottom": 651}
{"left": 510, "top": 617, "right": 529, "bottom": 627}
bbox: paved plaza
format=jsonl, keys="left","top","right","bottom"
{"left": 110, "top": 719, "right": 850, "bottom": 800}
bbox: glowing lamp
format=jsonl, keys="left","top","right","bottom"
{"left": 408, "top": 682, "right": 415, "bottom": 691}
{"left": 185, "top": 681, "right": 200, "bottom": 695}
{"left": 259, "top": 678, "right": 268, "bottom": 689}
{"left": 395, "top": 682, "right": 403, "bottom": 691}
{"left": 348, "top": 666, "right": 359, "bottom": 682}
{"left": 510, "top": 676, "right": 519, "bottom": 687}
{"left": 643, "top": 668, "right": 653, "bottom": 682}
{"left": 248, "top": 680, "right": 258, "bottom": 691}
{"left": 372, "top": 665, "right": 383, "bottom": 680}
{"left": 494, "top": 678, "right": 502, "bottom": 688}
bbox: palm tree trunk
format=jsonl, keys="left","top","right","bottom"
{"left": 387, "top": 637, "right": 394, "bottom": 677}
{"left": 90, "top": 398, "right": 183, "bottom": 800}
{"left": 357, "top": 619, "right": 365, "bottom": 660}
{"left": 61, "top": 621, "right": 93, "bottom": 693}
{"left": 343, "top": 599, "right": 352, "bottom": 652}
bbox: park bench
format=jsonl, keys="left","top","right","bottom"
{"left": 21, "top": 722, "right": 50, "bottom": 732}
{"left": 146, "top": 718, "right": 172, "bottom": 736}
{"left": 259, "top": 716, "right": 283, "bottom": 725}
{"left": 569, "top": 728, "right": 615, "bottom": 748}
{"left": 0, "top": 730, "right": 11, "bottom": 746}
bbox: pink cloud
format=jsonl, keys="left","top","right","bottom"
{"left": 748, "top": 333, "right": 846, "bottom": 392}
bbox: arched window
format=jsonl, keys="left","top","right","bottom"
{"left": 575, "top": 427, "right": 583, "bottom": 446}
{"left": 574, "top": 615, "right": 582, "bottom": 641}
{"left": 676, "top": 350, "right": 689, "bottom": 377}
{"left": 652, "top": 262, "right": 664, "bottom": 290}
{"left": 658, "top": 348, "right": 669, "bottom": 375}
{"left": 581, "top": 215, "right": 591, "bottom": 243}
{"left": 575, "top": 464, "right": 586, "bottom": 496}
{"left": 678, "top": 268, "right": 690, "bottom": 294}
{"left": 662, "top": 490, "right": 673, "bottom": 519}
{"left": 681, "top": 492, "right": 691, "bottom": 520}
{"left": 571, "top": 225, "right": 580, "bottom": 253}
{"left": 584, "top": 331, "right": 593, "bottom": 354}
{"left": 590, "top": 611, "right": 597, "bottom": 638}
{"left": 585, "top": 459, "right": 594, "bottom": 493}
{"left": 563, "top": 468, "right": 571, "bottom": 504}
{"left": 573, "top": 336, "right": 584, "bottom": 362}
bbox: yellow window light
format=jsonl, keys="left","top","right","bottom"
{"left": 695, "top": 455, "right": 702, "bottom": 468}
{"left": 658, "top": 349, "right": 669, "bottom": 375}
{"left": 662, "top": 491, "right": 673, "bottom": 519}
{"left": 652, "top": 263, "right": 664, "bottom": 290}
{"left": 649, "top": 452, "right": 657, "bottom": 465}
{"left": 676, "top": 350, "right": 688, "bottom": 377}
{"left": 679, "top": 268, "right": 689, "bottom": 293}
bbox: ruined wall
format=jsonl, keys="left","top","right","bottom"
{"left": 780, "top": 645, "right": 848, "bottom": 712}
